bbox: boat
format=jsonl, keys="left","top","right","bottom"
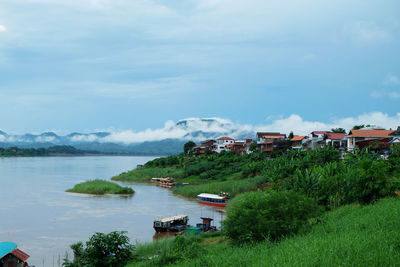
{"left": 197, "top": 193, "right": 229, "bottom": 207}
{"left": 158, "top": 178, "right": 176, "bottom": 188}
{"left": 153, "top": 215, "right": 189, "bottom": 232}
{"left": 151, "top": 177, "right": 162, "bottom": 185}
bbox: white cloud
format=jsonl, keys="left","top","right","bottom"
{"left": 71, "top": 112, "right": 400, "bottom": 143}
{"left": 344, "top": 21, "right": 391, "bottom": 45}
{"left": 0, "top": 25, "right": 6, "bottom": 31}
{"left": 384, "top": 73, "right": 400, "bottom": 86}
{"left": 371, "top": 90, "right": 400, "bottom": 99}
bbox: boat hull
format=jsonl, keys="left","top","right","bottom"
{"left": 197, "top": 200, "right": 227, "bottom": 207}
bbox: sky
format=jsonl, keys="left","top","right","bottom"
{"left": 0, "top": 0, "right": 399, "bottom": 136}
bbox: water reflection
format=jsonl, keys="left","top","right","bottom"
{"left": 0, "top": 156, "right": 225, "bottom": 267}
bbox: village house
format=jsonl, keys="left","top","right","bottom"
{"left": 324, "top": 132, "right": 347, "bottom": 150}
{"left": 290, "top": 136, "right": 308, "bottom": 149}
{"left": 308, "top": 131, "right": 330, "bottom": 149}
{"left": 214, "top": 137, "right": 235, "bottom": 153}
{"left": 256, "top": 132, "right": 289, "bottom": 155}
{"left": 193, "top": 139, "right": 216, "bottom": 155}
{"left": 347, "top": 128, "right": 395, "bottom": 152}
{"left": 0, "top": 242, "right": 30, "bottom": 267}
{"left": 389, "top": 127, "right": 400, "bottom": 146}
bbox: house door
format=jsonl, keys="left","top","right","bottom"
{"left": 7, "top": 260, "right": 15, "bottom": 267}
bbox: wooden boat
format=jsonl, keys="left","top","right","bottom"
{"left": 153, "top": 215, "right": 189, "bottom": 232}
{"left": 151, "top": 178, "right": 162, "bottom": 185}
{"left": 197, "top": 193, "right": 229, "bottom": 207}
{"left": 158, "top": 178, "right": 175, "bottom": 188}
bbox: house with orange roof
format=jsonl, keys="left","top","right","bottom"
{"left": 347, "top": 128, "right": 395, "bottom": 151}
{"left": 256, "top": 132, "right": 290, "bottom": 155}
{"left": 290, "top": 135, "right": 308, "bottom": 149}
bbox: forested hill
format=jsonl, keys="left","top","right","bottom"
{"left": 0, "top": 145, "right": 101, "bottom": 157}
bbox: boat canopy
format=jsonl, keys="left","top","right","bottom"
{"left": 155, "top": 214, "right": 188, "bottom": 223}
{"left": 197, "top": 193, "right": 225, "bottom": 200}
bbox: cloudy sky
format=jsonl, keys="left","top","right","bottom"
{"left": 0, "top": 0, "right": 399, "bottom": 135}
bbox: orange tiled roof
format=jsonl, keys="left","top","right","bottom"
{"left": 291, "top": 136, "right": 306, "bottom": 141}
{"left": 348, "top": 129, "right": 394, "bottom": 138}
{"left": 218, "top": 137, "right": 234, "bottom": 140}
{"left": 262, "top": 135, "right": 285, "bottom": 139}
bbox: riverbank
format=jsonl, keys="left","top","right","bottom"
{"left": 67, "top": 179, "right": 134, "bottom": 195}
{"left": 126, "top": 197, "right": 400, "bottom": 266}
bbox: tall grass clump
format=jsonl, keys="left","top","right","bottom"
{"left": 173, "top": 176, "right": 266, "bottom": 198}
{"left": 112, "top": 167, "right": 185, "bottom": 182}
{"left": 66, "top": 179, "right": 134, "bottom": 195}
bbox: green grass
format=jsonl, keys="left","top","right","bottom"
{"left": 126, "top": 197, "right": 400, "bottom": 267}
{"left": 174, "top": 197, "right": 400, "bottom": 266}
{"left": 173, "top": 176, "right": 266, "bottom": 198}
{"left": 67, "top": 179, "right": 134, "bottom": 195}
{"left": 111, "top": 167, "right": 185, "bottom": 182}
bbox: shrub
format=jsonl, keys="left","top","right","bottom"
{"left": 223, "top": 191, "right": 322, "bottom": 244}
{"left": 63, "top": 231, "right": 135, "bottom": 267}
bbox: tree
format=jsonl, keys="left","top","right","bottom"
{"left": 331, "top": 128, "right": 346, "bottom": 133}
{"left": 63, "top": 231, "right": 135, "bottom": 267}
{"left": 183, "top": 141, "right": 196, "bottom": 154}
{"left": 352, "top": 124, "right": 371, "bottom": 130}
{"left": 288, "top": 131, "right": 294, "bottom": 139}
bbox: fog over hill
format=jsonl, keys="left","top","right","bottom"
{"left": 1, "top": 112, "right": 399, "bottom": 154}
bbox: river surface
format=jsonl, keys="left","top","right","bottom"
{"left": 0, "top": 156, "right": 225, "bottom": 267}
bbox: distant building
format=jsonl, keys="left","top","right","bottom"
{"left": 0, "top": 242, "right": 30, "bottom": 267}
{"left": 290, "top": 135, "right": 308, "bottom": 149}
{"left": 324, "top": 132, "right": 347, "bottom": 150}
{"left": 347, "top": 129, "right": 395, "bottom": 151}
{"left": 389, "top": 127, "right": 400, "bottom": 146}
{"left": 308, "top": 131, "right": 330, "bottom": 149}
{"left": 256, "top": 132, "right": 289, "bottom": 155}
{"left": 193, "top": 139, "right": 216, "bottom": 155}
{"left": 214, "top": 137, "right": 235, "bottom": 153}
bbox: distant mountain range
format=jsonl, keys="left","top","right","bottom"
{"left": 0, "top": 118, "right": 255, "bottom": 155}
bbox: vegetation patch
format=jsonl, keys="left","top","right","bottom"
{"left": 127, "top": 197, "right": 400, "bottom": 267}
{"left": 66, "top": 179, "right": 134, "bottom": 195}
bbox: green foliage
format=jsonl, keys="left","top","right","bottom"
{"left": 166, "top": 198, "right": 400, "bottom": 267}
{"left": 183, "top": 141, "right": 196, "bottom": 155}
{"left": 331, "top": 128, "right": 346, "bottom": 133}
{"left": 224, "top": 191, "right": 322, "bottom": 244}
{"left": 66, "top": 179, "right": 134, "bottom": 195}
{"left": 63, "top": 231, "right": 135, "bottom": 267}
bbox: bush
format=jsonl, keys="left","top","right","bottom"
{"left": 63, "top": 231, "right": 135, "bottom": 267}
{"left": 223, "top": 191, "right": 322, "bottom": 244}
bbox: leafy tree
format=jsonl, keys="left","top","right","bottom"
{"left": 224, "top": 191, "right": 321, "bottom": 244}
{"left": 331, "top": 128, "right": 346, "bottom": 133}
{"left": 63, "top": 231, "right": 135, "bottom": 267}
{"left": 288, "top": 131, "right": 294, "bottom": 139}
{"left": 183, "top": 141, "right": 196, "bottom": 154}
{"left": 352, "top": 124, "right": 371, "bottom": 130}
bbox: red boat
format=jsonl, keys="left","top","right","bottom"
{"left": 197, "top": 193, "right": 229, "bottom": 207}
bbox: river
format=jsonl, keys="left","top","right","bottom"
{"left": 0, "top": 156, "right": 225, "bottom": 267}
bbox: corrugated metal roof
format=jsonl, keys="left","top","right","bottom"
{"left": 197, "top": 193, "right": 225, "bottom": 200}
{"left": 0, "top": 242, "right": 17, "bottom": 259}
{"left": 156, "top": 214, "right": 188, "bottom": 223}
{"left": 291, "top": 136, "right": 307, "bottom": 141}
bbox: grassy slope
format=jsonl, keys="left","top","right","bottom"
{"left": 67, "top": 179, "right": 134, "bottom": 195}
{"left": 111, "top": 167, "right": 185, "bottom": 182}
{"left": 127, "top": 197, "right": 400, "bottom": 267}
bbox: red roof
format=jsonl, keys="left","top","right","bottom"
{"left": 348, "top": 129, "right": 394, "bottom": 138}
{"left": 218, "top": 137, "right": 234, "bottom": 140}
{"left": 11, "top": 249, "right": 30, "bottom": 261}
{"left": 325, "top": 133, "right": 346, "bottom": 140}
{"left": 291, "top": 136, "right": 306, "bottom": 141}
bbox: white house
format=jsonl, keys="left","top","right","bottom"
{"left": 214, "top": 137, "right": 235, "bottom": 153}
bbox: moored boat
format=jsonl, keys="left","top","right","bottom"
{"left": 197, "top": 193, "right": 229, "bottom": 207}
{"left": 153, "top": 215, "right": 189, "bottom": 232}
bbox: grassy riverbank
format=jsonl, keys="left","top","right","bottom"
{"left": 127, "top": 197, "right": 400, "bottom": 267}
{"left": 67, "top": 179, "right": 134, "bottom": 195}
